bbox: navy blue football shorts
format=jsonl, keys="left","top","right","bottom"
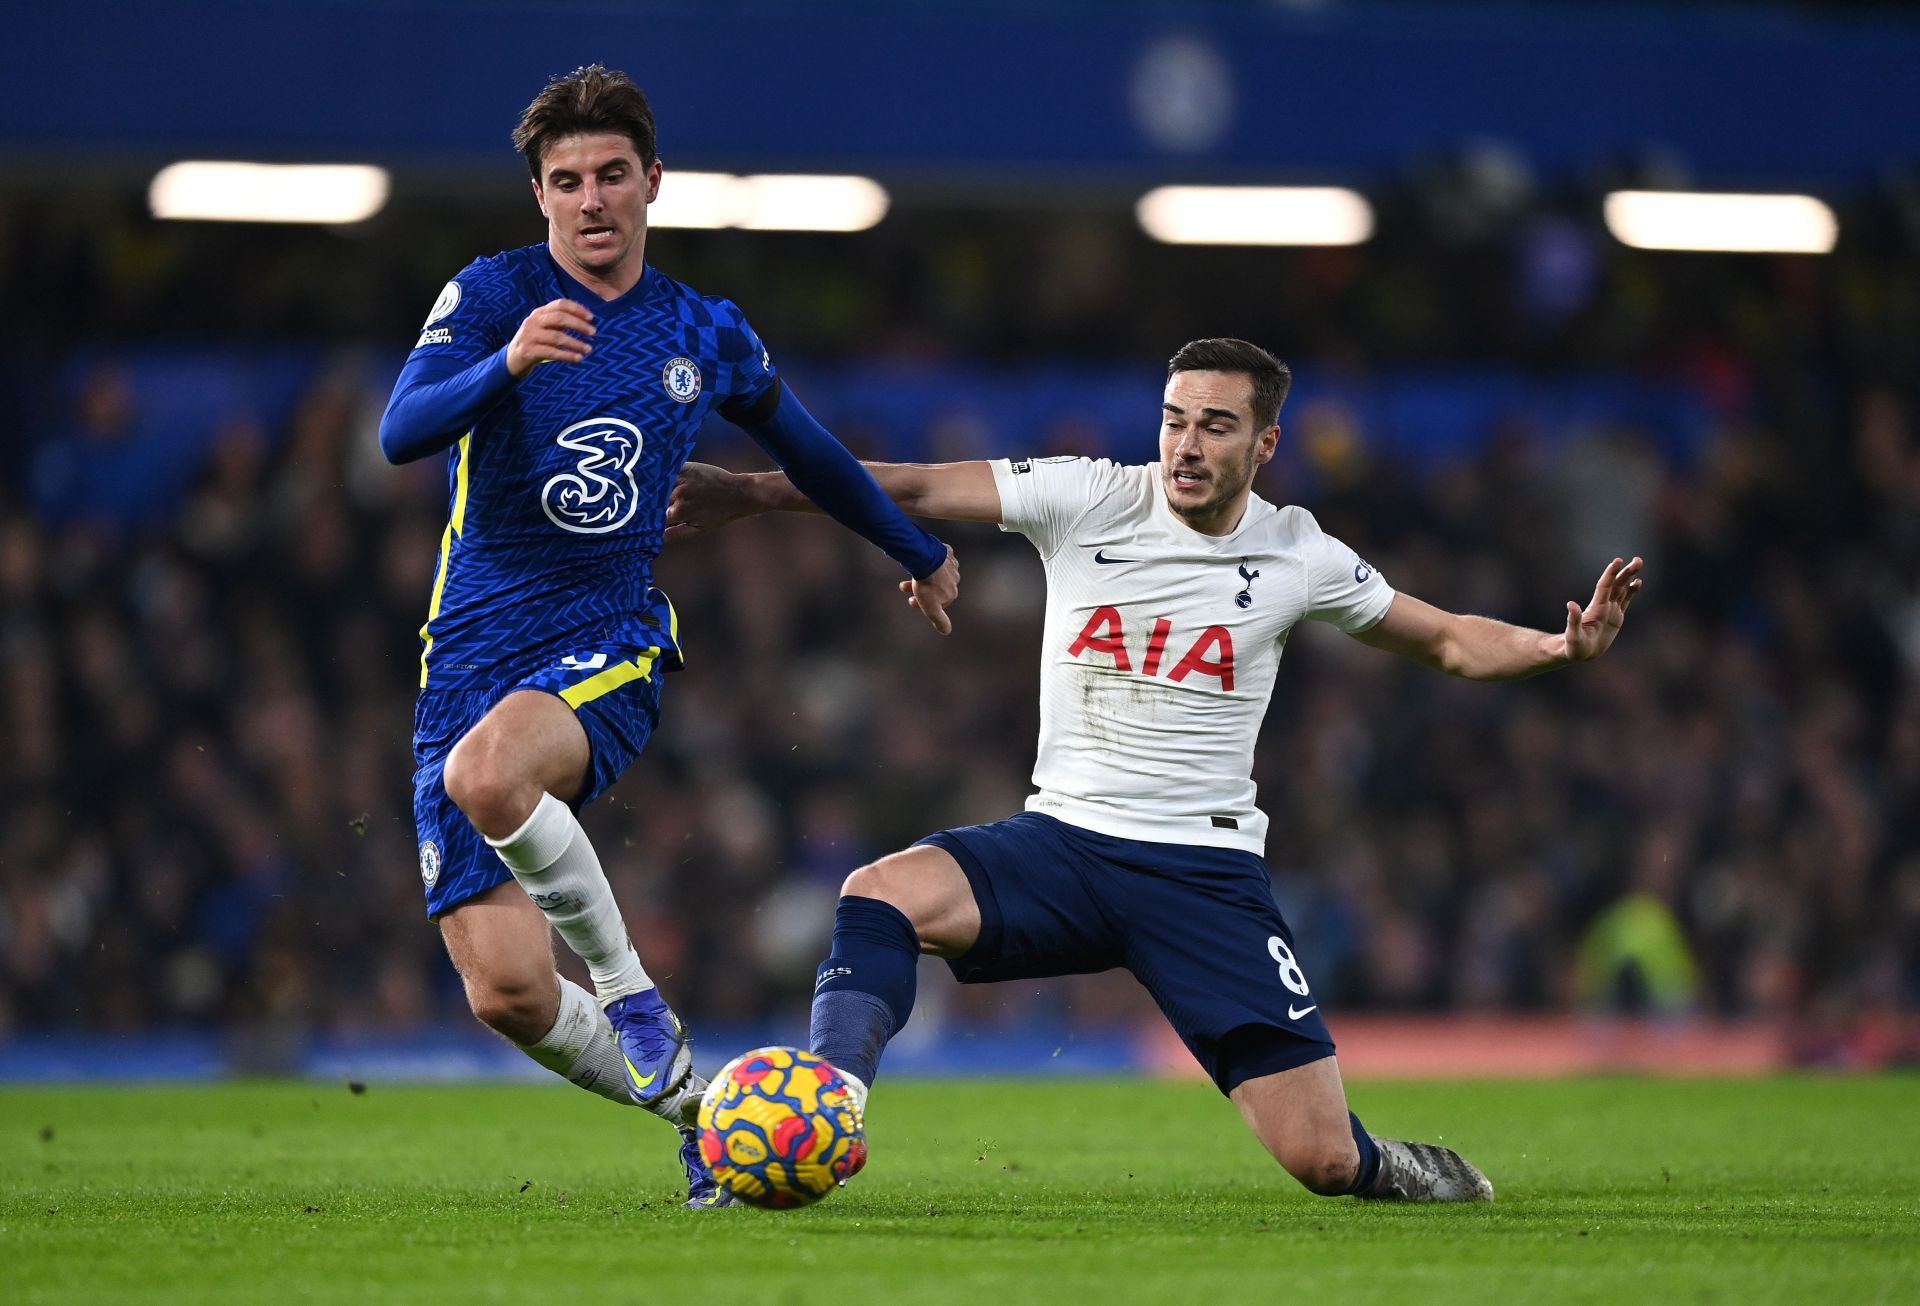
{"left": 920, "top": 811, "right": 1335, "bottom": 1095}
{"left": 411, "top": 640, "right": 665, "bottom": 918}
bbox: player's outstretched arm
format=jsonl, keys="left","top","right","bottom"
{"left": 667, "top": 459, "right": 1002, "bottom": 543}
{"left": 1353, "top": 556, "right": 1644, "bottom": 680}
{"left": 722, "top": 386, "right": 969, "bottom": 634}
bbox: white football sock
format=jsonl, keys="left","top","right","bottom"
{"left": 487, "top": 792, "right": 652, "bottom": 1002}
{"left": 521, "top": 975, "right": 633, "bottom": 1106}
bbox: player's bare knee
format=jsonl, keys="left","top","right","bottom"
{"left": 841, "top": 859, "right": 940, "bottom": 944}
{"left": 465, "top": 971, "right": 557, "bottom": 1044}
{"left": 442, "top": 734, "right": 532, "bottom": 839}
{"left": 840, "top": 860, "right": 899, "bottom": 905}
{"left": 1279, "top": 1139, "right": 1361, "bottom": 1196}
{"left": 842, "top": 856, "right": 941, "bottom": 930}
{"left": 842, "top": 848, "right": 978, "bottom": 957}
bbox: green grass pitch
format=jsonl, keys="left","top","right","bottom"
{"left": 3, "top": 1076, "right": 1915, "bottom": 1303}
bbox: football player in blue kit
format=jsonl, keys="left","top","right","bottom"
{"left": 669, "top": 338, "right": 1644, "bottom": 1203}
{"left": 378, "top": 65, "right": 960, "bottom": 1208}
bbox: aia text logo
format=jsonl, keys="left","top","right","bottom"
{"left": 1066, "top": 606, "right": 1236, "bottom": 691}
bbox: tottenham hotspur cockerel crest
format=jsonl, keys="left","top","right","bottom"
{"left": 541, "top": 416, "right": 644, "bottom": 534}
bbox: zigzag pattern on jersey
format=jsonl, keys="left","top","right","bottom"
{"left": 417, "top": 247, "right": 773, "bottom": 689}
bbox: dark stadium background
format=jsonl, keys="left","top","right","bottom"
{"left": 1, "top": 0, "right": 1916, "bottom": 1082}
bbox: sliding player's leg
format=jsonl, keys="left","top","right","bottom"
{"left": 808, "top": 842, "right": 979, "bottom": 1105}
{"left": 1233, "top": 1055, "right": 1493, "bottom": 1201}
{"left": 1230, "top": 1055, "right": 1374, "bottom": 1193}
{"left": 811, "top": 812, "right": 1124, "bottom": 1116}
{"left": 1113, "top": 842, "right": 1491, "bottom": 1201}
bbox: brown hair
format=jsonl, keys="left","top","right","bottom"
{"left": 512, "top": 65, "right": 658, "bottom": 180}
{"left": 1167, "top": 338, "right": 1293, "bottom": 429}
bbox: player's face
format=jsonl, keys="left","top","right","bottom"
{"left": 533, "top": 132, "right": 661, "bottom": 283}
{"left": 1158, "top": 370, "right": 1278, "bottom": 535}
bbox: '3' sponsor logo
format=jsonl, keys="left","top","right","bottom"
{"left": 542, "top": 417, "right": 644, "bottom": 534}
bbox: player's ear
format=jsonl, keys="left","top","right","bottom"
{"left": 1256, "top": 423, "right": 1281, "bottom": 464}
{"left": 531, "top": 176, "right": 548, "bottom": 218}
{"left": 645, "top": 159, "right": 663, "bottom": 203}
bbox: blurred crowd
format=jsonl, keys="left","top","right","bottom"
{"left": 1, "top": 210, "right": 1917, "bottom": 1066}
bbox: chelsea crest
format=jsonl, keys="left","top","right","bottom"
{"left": 663, "top": 357, "right": 702, "bottom": 403}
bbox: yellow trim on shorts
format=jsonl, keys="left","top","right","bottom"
{"left": 558, "top": 648, "right": 658, "bottom": 710}
{"left": 418, "top": 433, "right": 474, "bottom": 689}
{"left": 661, "top": 590, "right": 683, "bottom": 665}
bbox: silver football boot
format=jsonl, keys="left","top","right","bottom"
{"left": 1363, "top": 1138, "right": 1495, "bottom": 1202}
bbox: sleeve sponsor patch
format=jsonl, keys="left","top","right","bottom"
{"left": 423, "top": 280, "right": 461, "bottom": 327}
{"left": 1009, "top": 456, "right": 1074, "bottom": 475}
{"left": 413, "top": 279, "right": 462, "bottom": 347}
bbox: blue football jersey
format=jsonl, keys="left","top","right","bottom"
{"left": 406, "top": 244, "right": 777, "bottom": 689}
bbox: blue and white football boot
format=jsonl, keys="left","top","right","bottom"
{"left": 604, "top": 989, "right": 735, "bottom": 1209}
{"left": 678, "top": 1125, "right": 737, "bottom": 1210}
{"left": 604, "top": 987, "right": 693, "bottom": 1110}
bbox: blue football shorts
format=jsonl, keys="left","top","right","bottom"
{"left": 920, "top": 810, "right": 1336, "bottom": 1094}
{"left": 411, "top": 640, "right": 666, "bottom": 918}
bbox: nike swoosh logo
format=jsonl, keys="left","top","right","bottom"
{"left": 1288, "top": 1004, "right": 1318, "bottom": 1020}
{"left": 1093, "top": 549, "right": 1136, "bottom": 565}
{"left": 624, "top": 1054, "right": 657, "bottom": 1091}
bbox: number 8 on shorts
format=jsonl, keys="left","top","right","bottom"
{"left": 1268, "top": 934, "right": 1310, "bottom": 997}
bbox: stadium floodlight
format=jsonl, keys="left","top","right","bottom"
{"left": 1603, "top": 190, "right": 1838, "bottom": 253}
{"left": 1136, "top": 185, "right": 1374, "bottom": 246}
{"left": 647, "top": 170, "right": 741, "bottom": 228}
{"left": 149, "top": 162, "right": 389, "bottom": 224}
{"left": 648, "top": 172, "right": 890, "bottom": 231}
{"left": 733, "top": 175, "right": 890, "bottom": 232}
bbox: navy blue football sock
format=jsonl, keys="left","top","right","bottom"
{"left": 1345, "top": 1111, "right": 1384, "bottom": 1195}
{"left": 809, "top": 895, "right": 921, "bottom": 1087}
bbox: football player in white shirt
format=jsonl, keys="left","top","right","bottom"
{"left": 669, "top": 338, "right": 1643, "bottom": 1202}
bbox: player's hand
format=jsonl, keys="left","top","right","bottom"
{"left": 664, "top": 462, "right": 762, "bottom": 545}
{"left": 1558, "top": 556, "right": 1644, "bottom": 662}
{"left": 898, "top": 546, "right": 960, "bottom": 636}
{"left": 505, "top": 299, "right": 596, "bottom": 378}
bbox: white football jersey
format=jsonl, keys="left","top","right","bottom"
{"left": 991, "top": 457, "right": 1394, "bottom": 854}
